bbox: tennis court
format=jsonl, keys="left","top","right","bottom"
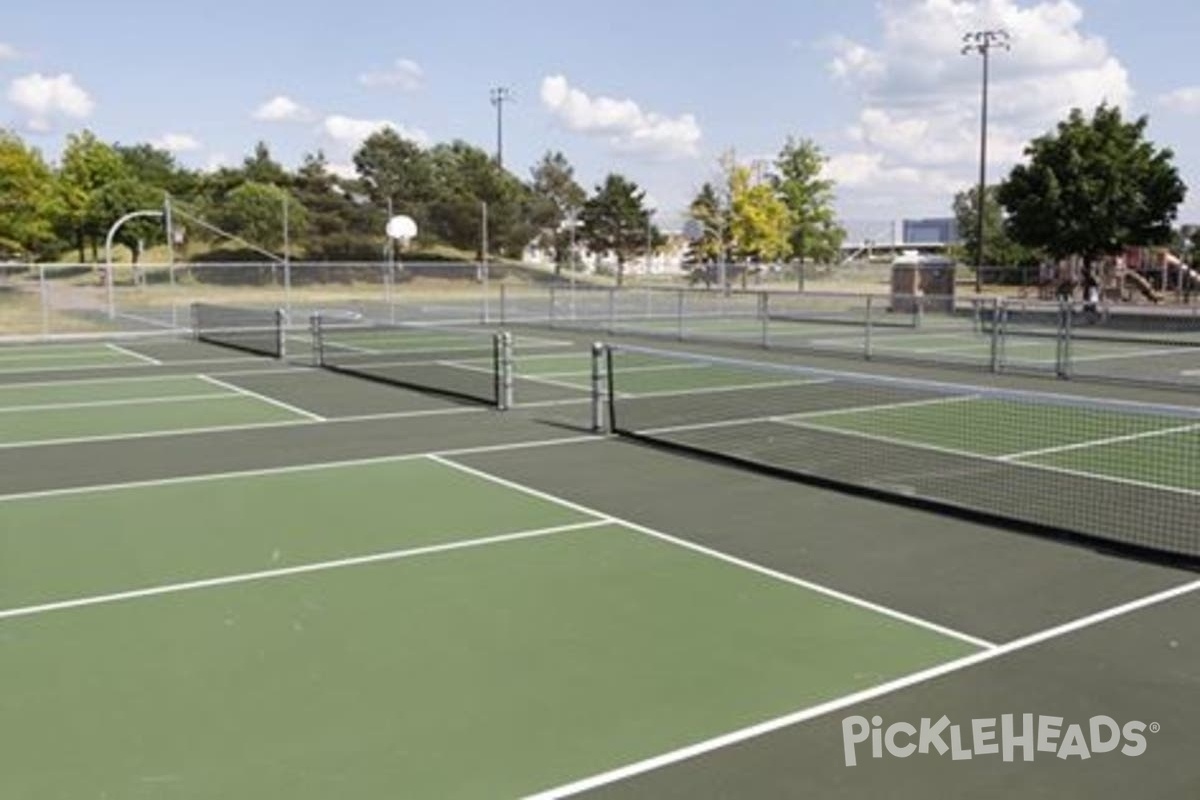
{"left": 1, "top": 313, "right": 1196, "bottom": 798}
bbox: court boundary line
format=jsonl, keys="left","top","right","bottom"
{"left": 427, "top": 455, "right": 995, "bottom": 651}
{"left": 0, "top": 370, "right": 297, "bottom": 391}
{"left": 526, "top": 576, "right": 1200, "bottom": 799}
{"left": 106, "top": 342, "right": 162, "bottom": 365}
{"left": 0, "top": 520, "right": 609, "bottom": 623}
{"left": 999, "top": 421, "right": 1200, "bottom": 461}
{"left": 0, "top": 353, "right": 264, "bottom": 375}
{"left": 0, "top": 404, "right": 488, "bottom": 451}
{"left": 197, "top": 374, "right": 325, "bottom": 421}
{"left": 787, "top": 418, "right": 1200, "bottom": 498}
{"left": 0, "top": 392, "right": 240, "bottom": 415}
{"left": 0, "top": 434, "right": 600, "bottom": 502}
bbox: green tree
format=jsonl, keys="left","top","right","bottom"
{"left": 773, "top": 137, "right": 844, "bottom": 272}
{"left": 997, "top": 104, "right": 1186, "bottom": 265}
{"left": 529, "top": 151, "right": 586, "bottom": 271}
{"left": 212, "top": 182, "right": 307, "bottom": 253}
{"left": 89, "top": 178, "right": 163, "bottom": 262}
{"left": 116, "top": 143, "right": 199, "bottom": 198}
{"left": 579, "top": 173, "right": 653, "bottom": 286}
{"left": 729, "top": 165, "right": 790, "bottom": 272}
{"left": 292, "top": 151, "right": 383, "bottom": 260}
{"left": 54, "top": 130, "right": 131, "bottom": 261}
{"left": 352, "top": 129, "right": 434, "bottom": 222}
{"left": 426, "top": 140, "right": 534, "bottom": 258}
{"left": 242, "top": 141, "right": 289, "bottom": 186}
{"left": 0, "top": 130, "right": 57, "bottom": 257}
{"left": 686, "top": 182, "right": 729, "bottom": 265}
{"left": 951, "top": 185, "right": 1034, "bottom": 269}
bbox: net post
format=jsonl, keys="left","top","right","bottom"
{"left": 604, "top": 344, "right": 617, "bottom": 433}
{"left": 590, "top": 341, "right": 606, "bottom": 433}
{"left": 310, "top": 312, "right": 324, "bottom": 367}
{"left": 988, "top": 297, "right": 1001, "bottom": 373}
{"left": 864, "top": 295, "right": 873, "bottom": 360}
{"left": 276, "top": 308, "right": 287, "bottom": 360}
{"left": 1057, "top": 299, "right": 1073, "bottom": 379}
{"left": 499, "top": 331, "right": 514, "bottom": 410}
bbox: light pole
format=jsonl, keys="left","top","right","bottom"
{"left": 963, "top": 28, "right": 1010, "bottom": 295}
{"left": 489, "top": 87, "right": 514, "bottom": 168}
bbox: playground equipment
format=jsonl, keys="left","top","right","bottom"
{"left": 1029, "top": 248, "right": 1199, "bottom": 304}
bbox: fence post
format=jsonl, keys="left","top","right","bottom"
{"left": 39, "top": 265, "right": 49, "bottom": 335}
{"left": 761, "top": 292, "right": 770, "bottom": 349}
{"left": 676, "top": 290, "right": 685, "bottom": 341}
{"left": 989, "top": 298, "right": 1001, "bottom": 373}
{"left": 548, "top": 284, "right": 557, "bottom": 327}
{"left": 499, "top": 283, "right": 507, "bottom": 325}
{"left": 607, "top": 288, "right": 615, "bottom": 335}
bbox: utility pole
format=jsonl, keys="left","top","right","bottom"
{"left": 489, "top": 87, "right": 514, "bottom": 168}
{"left": 963, "top": 29, "right": 1010, "bottom": 295}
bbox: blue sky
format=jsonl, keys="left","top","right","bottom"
{"left": 3, "top": 0, "right": 1199, "bottom": 227}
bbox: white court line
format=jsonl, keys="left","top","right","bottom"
{"left": 428, "top": 455, "right": 995, "bottom": 651}
{"left": 536, "top": 363, "right": 704, "bottom": 380}
{"left": 0, "top": 348, "right": 120, "bottom": 364}
{"left": 623, "top": 378, "right": 833, "bottom": 401}
{"left": 196, "top": 374, "right": 325, "bottom": 421}
{"left": 106, "top": 342, "right": 162, "bottom": 365}
{"left": 527, "top": 577, "right": 1200, "bottom": 799}
{"left": 0, "top": 393, "right": 238, "bottom": 414}
{"left": 786, "top": 418, "right": 1200, "bottom": 498}
{"left": 999, "top": 421, "right": 1200, "bottom": 461}
{"left": 637, "top": 394, "right": 982, "bottom": 437}
{"left": 0, "top": 404, "right": 490, "bottom": 452}
{"left": 0, "top": 353, "right": 263, "bottom": 375}
{"left": 0, "top": 520, "right": 609, "bottom": 623}
{"left": 0, "top": 365, "right": 305, "bottom": 392}
{"left": 1063, "top": 345, "right": 1199, "bottom": 364}
{"left": 0, "top": 433, "right": 600, "bottom": 502}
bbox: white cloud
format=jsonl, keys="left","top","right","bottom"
{"left": 150, "top": 133, "right": 201, "bottom": 153}
{"left": 1158, "top": 86, "right": 1200, "bottom": 115}
{"left": 252, "top": 95, "right": 313, "bottom": 123}
{"left": 204, "top": 152, "right": 230, "bottom": 172}
{"left": 540, "top": 75, "right": 702, "bottom": 159}
{"left": 320, "top": 114, "right": 428, "bottom": 150}
{"left": 7, "top": 72, "right": 94, "bottom": 132}
{"left": 0, "top": 43, "right": 18, "bottom": 60}
{"left": 825, "top": 0, "right": 1133, "bottom": 217}
{"left": 359, "top": 58, "right": 424, "bottom": 91}
{"left": 325, "top": 162, "right": 358, "bottom": 180}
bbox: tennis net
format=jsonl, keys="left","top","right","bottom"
{"left": 191, "top": 303, "right": 285, "bottom": 358}
{"left": 312, "top": 313, "right": 509, "bottom": 408}
{"left": 605, "top": 343, "right": 1200, "bottom": 562}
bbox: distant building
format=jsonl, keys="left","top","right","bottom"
{"left": 902, "top": 218, "right": 960, "bottom": 246}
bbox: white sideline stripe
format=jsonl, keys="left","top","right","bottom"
{"left": 622, "top": 378, "right": 833, "bottom": 401}
{"left": 527, "top": 578, "right": 1200, "bottom": 799}
{"left": 787, "top": 419, "right": 1200, "bottom": 498}
{"left": 105, "top": 342, "right": 162, "bottom": 365}
{"left": 0, "top": 404, "right": 487, "bottom": 451}
{"left": 0, "top": 393, "right": 239, "bottom": 414}
{"left": 0, "top": 434, "right": 600, "bottom": 502}
{"left": 0, "top": 520, "right": 609, "bottom": 623}
{"left": 1065, "top": 346, "right": 1200, "bottom": 363}
{"left": 999, "top": 422, "right": 1200, "bottom": 461}
{"left": 114, "top": 311, "right": 179, "bottom": 330}
{"left": 537, "top": 363, "right": 704, "bottom": 379}
{"left": 0, "top": 367, "right": 301, "bottom": 392}
{"left": 512, "top": 372, "right": 593, "bottom": 393}
{"left": 637, "top": 394, "right": 983, "bottom": 437}
{"left": 0, "top": 353, "right": 263, "bottom": 375}
{"left": 427, "top": 455, "right": 995, "bottom": 651}
{"left": 0, "top": 348, "right": 120, "bottom": 363}
{"left": 196, "top": 374, "right": 325, "bottom": 421}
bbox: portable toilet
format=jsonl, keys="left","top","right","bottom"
{"left": 891, "top": 251, "right": 955, "bottom": 314}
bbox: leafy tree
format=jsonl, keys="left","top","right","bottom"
{"left": 579, "top": 173, "right": 653, "bottom": 286}
{"left": 212, "top": 182, "right": 307, "bottom": 253}
{"left": 729, "top": 165, "right": 790, "bottom": 268}
{"left": 54, "top": 130, "right": 131, "bottom": 261}
{"left": 242, "top": 141, "right": 288, "bottom": 186}
{"left": 0, "top": 130, "right": 57, "bottom": 257}
{"left": 773, "top": 137, "right": 844, "bottom": 270}
{"left": 292, "top": 151, "right": 383, "bottom": 260}
{"left": 426, "top": 140, "right": 534, "bottom": 258}
{"left": 686, "top": 182, "right": 729, "bottom": 265}
{"left": 89, "top": 178, "right": 163, "bottom": 262}
{"left": 116, "top": 143, "right": 199, "bottom": 198}
{"left": 951, "top": 185, "right": 1034, "bottom": 269}
{"left": 529, "top": 151, "right": 586, "bottom": 270}
{"left": 353, "top": 129, "right": 434, "bottom": 222}
{"left": 997, "top": 104, "right": 1186, "bottom": 265}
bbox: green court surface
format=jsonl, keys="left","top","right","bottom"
{"left": 0, "top": 342, "right": 151, "bottom": 372}
{"left": 0, "top": 375, "right": 308, "bottom": 445}
{"left": 0, "top": 457, "right": 974, "bottom": 798}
